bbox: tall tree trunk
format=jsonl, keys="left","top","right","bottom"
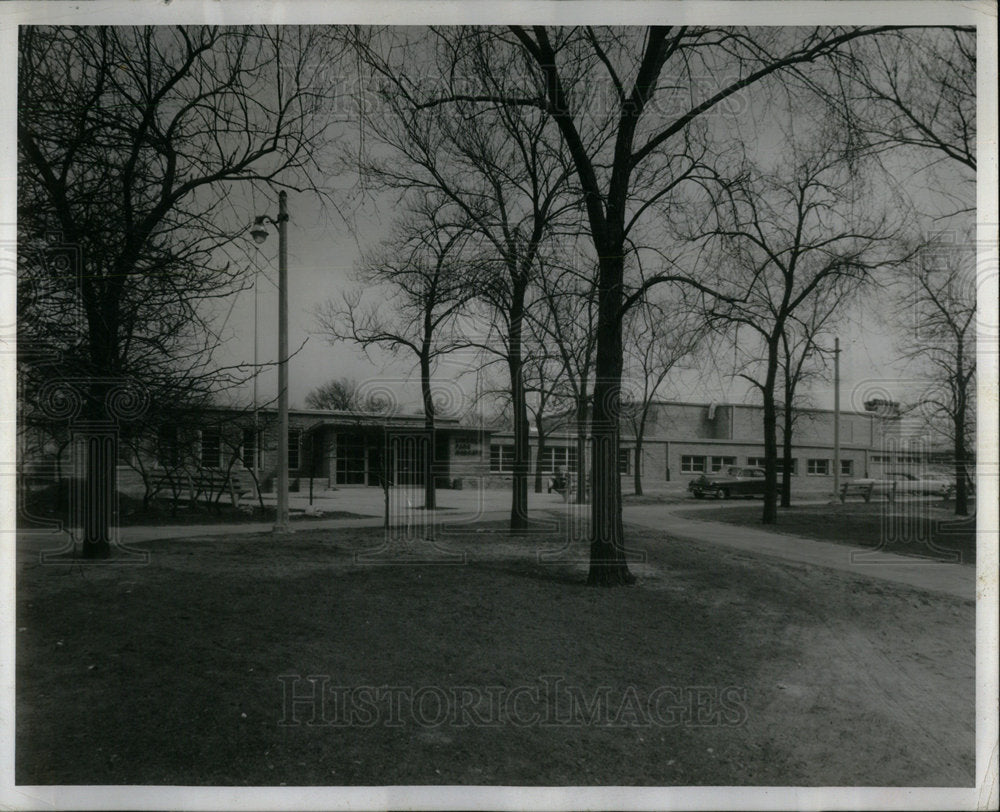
{"left": 509, "top": 287, "right": 529, "bottom": 529}
{"left": 419, "top": 353, "right": 437, "bottom": 510}
{"left": 954, "top": 388, "right": 968, "bottom": 517}
{"left": 588, "top": 253, "right": 633, "bottom": 586}
{"left": 761, "top": 339, "right": 781, "bottom": 525}
{"left": 78, "top": 303, "right": 121, "bottom": 558}
{"left": 952, "top": 340, "right": 969, "bottom": 517}
{"left": 534, "top": 411, "right": 546, "bottom": 494}
{"left": 780, "top": 405, "right": 794, "bottom": 508}
{"left": 575, "top": 395, "right": 588, "bottom": 504}
{"left": 633, "top": 415, "right": 646, "bottom": 496}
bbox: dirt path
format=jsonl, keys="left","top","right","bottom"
{"left": 746, "top": 569, "right": 974, "bottom": 785}
{"left": 612, "top": 504, "right": 976, "bottom": 784}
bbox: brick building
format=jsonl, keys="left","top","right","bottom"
{"left": 486, "top": 400, "right": 941, "bottom": 488}
{"left": 21, "top": 399, "right": 939, "bottom": 498}
{"left": 119, "top": 407, "right": 491, "bottom": 494}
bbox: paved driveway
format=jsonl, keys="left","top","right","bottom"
{"left": 621, "top": 502, "right": 976, "bottom": 602}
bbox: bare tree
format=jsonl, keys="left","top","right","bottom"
{"left": 305, "top": 378, "right": 368, "bottom": 412}
{"left": 831, "top": 28, "right": 977, "bottom": 514}
{"left": 18, "top": 25, "right": 337, "bottom": 556}
{"left": 893, "top": 233, "right": 976, "bottom": 515}
{"left": 695, "top": 144, "right": 901, "bottom": 523}
{"left": 835, "top": 29, "right": 975, "bottom": 174}
{"left": 531, "top": 250, "right": 600, "bottom": 505}
{"left": 776, "top": 288, "right": 845, "bottom": 508}
{"left": 410, "top": 25, "right": 907, "bottom": 582}
{"left": 621, "top": 291, "right": 704, "bottom": 496}
{"left": 522, "top": 307, "right": 573, "bottom": 495}
{"left": 345, "top": 28, "right": 579, "bottom": 529}
{"left": 315, "top": 193, "right": 477, "bottom": 510}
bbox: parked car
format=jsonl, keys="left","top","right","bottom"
{"left": 688, "top": 466, "right": 767, "bottom": 499}
{"left": 849, "top": 470, "right": 955, "bottom": 498}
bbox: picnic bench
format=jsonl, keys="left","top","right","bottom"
{"left": 839, "top": 481, "right": 875, "bottom": 503}
{"left": 149, "top": 469, "right": 253, "bottom": 508}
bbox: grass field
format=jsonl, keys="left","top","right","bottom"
{"left": 16, "top": 519, "right": 974, "bottom": 787}
{"left": 673, "top": 501, "right": 977, "bottom": 564}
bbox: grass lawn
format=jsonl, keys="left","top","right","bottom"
{"left": 673, "top": 501, "right": 977, "bottom": 564}
{"left": 16, "top": 520, "right": 974, "bottom": 786}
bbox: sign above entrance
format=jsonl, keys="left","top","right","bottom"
{"left": 454, "top": 440, "right": 480, "bottom": 457}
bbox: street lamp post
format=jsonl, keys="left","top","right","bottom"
{"left": 833, "top": 336, "right": 841, "bottom": 497}
{"left": 252, "top": 191, "right": 290, "bottom": 533}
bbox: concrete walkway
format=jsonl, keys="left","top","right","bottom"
{"left": 623, "top": 503, "right": 976, "bottom": 602}
{"left": 16, "top": 487, "right": 976, "bottom": 601}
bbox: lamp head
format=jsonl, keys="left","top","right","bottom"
{"left": 250, "top": 220, "right": 269, "bottom": 244}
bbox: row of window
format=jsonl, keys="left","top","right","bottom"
{"left": 488, "top": 445, "right": 632, "bottom": 475}
{"left": 155, "top": 432, "right": 862, "bottom": 479}
{"left": 680, "top": 455, "right": 853, "bottom": 476}
{"left": 870, "top": 454, "right": 928, "bottom": 463}
{"left": 156, "top": 426, "right": 301, "bottom": 471}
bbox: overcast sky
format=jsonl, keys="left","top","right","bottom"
{"left": 198, "top": 40, "right": 975, "bottom": 420}
{"left": 2, "top": 6, "right": 993, "bottom": 428}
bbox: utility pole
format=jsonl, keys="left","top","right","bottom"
{"left": 253, "top": 265, "right": 259, "bottom": 487}
{"left": 833, "top": 336, "right": 841, "bottom": 497}
{"left": 275, "top": 191, "right": 290, "bottom": 532}
{"left": 251, "top": 191, "right": 291, "bottom": 533}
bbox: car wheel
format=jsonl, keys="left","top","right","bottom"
{"left": 693, "top": 492, "right": 704, "bottom": 499}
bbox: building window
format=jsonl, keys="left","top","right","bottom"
{"left": 200, "top": 426, "right": 222, "bottom": 468}
{"left": 747, "top": 457, "right": 797, "bottom": 474}
{"left": 490, "top": 444, "right": 515, "bottom": 473}
{"left": 540, "top": 446, "right": 577, "bottom": 474}
{"left": 807, "top": 458, "right": 830, "bottom": 475}
{"left": 711, "top": 455, "right": 737, "bottom": 472}
{"left": 336, "top": 433, "right": 366, "bottom": 484}
{"left": 288, "top": 429, "right": 301, "bottom": 471}
{"left": 242, "top": 428, "right": 259, "bottom": 470}
{"left": 681, "top": 455, "right": 705, "bottom": 474}
{"left": 618, "top": 449, "right": 630, "bottom": 475}
{"left": 841, "top": 459, "right": 853, "bottom": 477}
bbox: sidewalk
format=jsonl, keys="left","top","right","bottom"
{"left": 623, "top": 503, "right": 976, "bottom": 602}
{"left": 16, "top": 488, "right": 976, "bottom": 601}
{"left": 13, "top": 485, "right": 563, "bottom": 546}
